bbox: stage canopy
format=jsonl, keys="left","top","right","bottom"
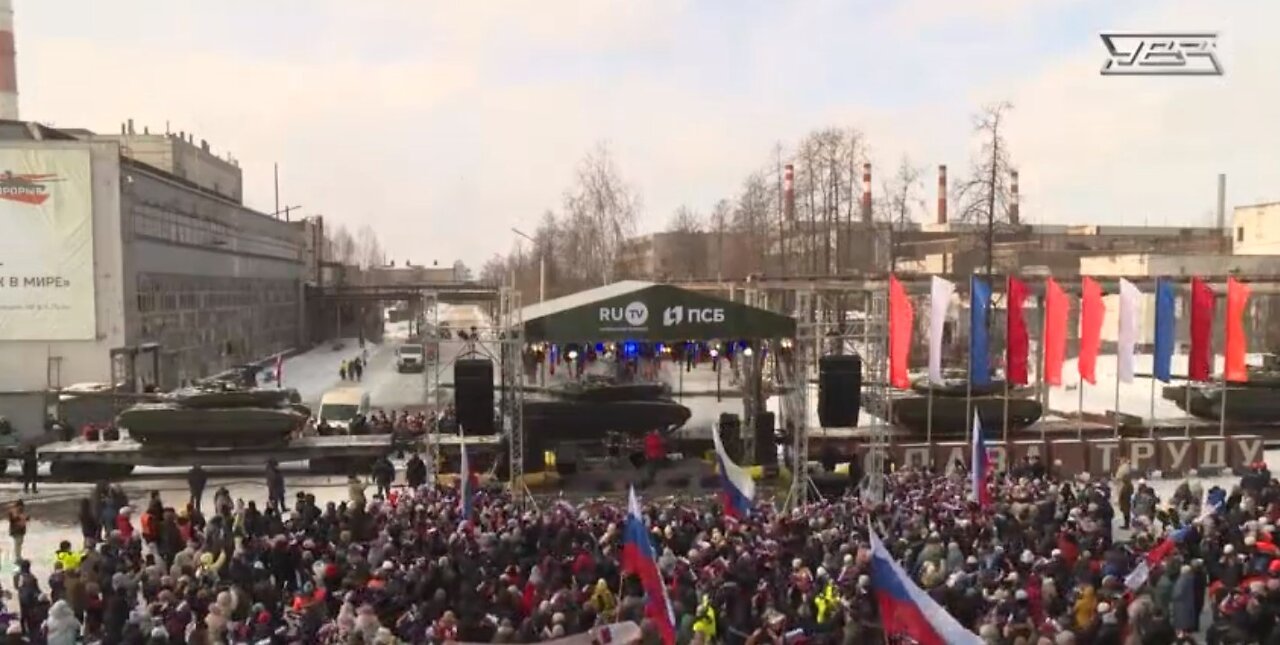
{"left": 517, "top": 281, "right": 796, "bottom": 343}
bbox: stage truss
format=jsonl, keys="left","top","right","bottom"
{"left": 753, "top": 286, "right": 888, "bottom": 509}
{"left": 497, "top": 286, "right": 527, "bottom": 502}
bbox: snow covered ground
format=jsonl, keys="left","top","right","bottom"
{"left": 1047, "top": 353, "right": 1259, "bottom": 421}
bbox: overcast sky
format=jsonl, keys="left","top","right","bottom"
{"left": 16, "top": 1, "right": 1280, "bottom": 268}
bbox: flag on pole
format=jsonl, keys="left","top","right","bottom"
{"left": 712, "top": 422, "right": 755, "bottom": 519}
{"left": 621, "top": 487, "right": 677, "bottom": 645}
{"left": 1079, "top": 277, "right": 1104, "bottom": 385}
{"left": 1189, "top": 277, "right": 1215, "bottom": 382}
{"left": 1117, "top": 278, "right": 1142, "bottom": 383}
{"left": 1153, "top": 278, "right": 1176, "bottom": 383}
{"left": 889, "top": 275, "right": 914, "bottom": 389}
{"left": 1125, "top": 526, "right": 1193, "bottom": 591}
{"left": 1043, "top": 277, "right": 1069, "bottom": 387}
{"left": 928, "top": 276, "right": 954, "bottom": 385}
{"left": 969, "top": 277, "right": 991, "bottom": 387}
{"left": 970, "top": 411, "right": 991, "bottom": 508}
{"left": 274, "top": 354, "right": 284, "bottom": 386}
{"left": 1226, "top": 277, "right": 1251, "bottom": 383}
{"left": 868, "top": 531, "right": 984, "bottom": 645}
{"left": 1006, "top": 277, "right": 1030, "bottom": 386}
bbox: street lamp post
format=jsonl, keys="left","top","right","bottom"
{"left": 512, "top": 228, "right": 545, "bottom": 303}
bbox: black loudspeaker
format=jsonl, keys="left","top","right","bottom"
{"left": 454, "top": 359, "right": 495, "bottom": 435}
{"left": 718, "top": 413, "right": 742, "bottom": 461}
{"left": 754, "top": 411, "right": 777, "bottom": 466}
{"left": 818, "top": 355, "right": 862, "bottom": 428}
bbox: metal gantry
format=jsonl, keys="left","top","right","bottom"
{"left": 497, "top": 286, "right": 526, "bottom": 502}
{"left": 423, "top": 290, "right": 441, "bottom": 481}
{"left": 859, "top": 289, "right": 891, "bottom": 504}
{"left": 785, "top": 289, "right": 815, "bottom": 508}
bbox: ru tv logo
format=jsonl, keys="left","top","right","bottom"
{"left": 1100, "top": 32, "right": 1222, "bottom": 76}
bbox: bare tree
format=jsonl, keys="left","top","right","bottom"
{"left": 452, "top": 260, "right": 473, "bottom": 281}
{"left": 478, "top": 254, "right": 508, "bottom": 286}
{"left": 328, "top": 225, "right": 357, "bottom": 266}
{"left": 878, "top": 156, "right": 924, "bottom": 272}
{"left": 665, "top": 206, "right": 704, "bottom": 278}
{"left": 354, "top": 224, "right": 383, "bottom": 269}
{"left": 561, "top": 142, "right": 641, "bottom": 285}
{"left": 955, "top": 102, "right": 1016, "bottom": 277}
{"left": 709, "top": 199, "right": 731, "bottom": 279}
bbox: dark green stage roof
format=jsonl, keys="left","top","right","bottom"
{"left": 517, "top": 281, "right": 796, "bottom": 342}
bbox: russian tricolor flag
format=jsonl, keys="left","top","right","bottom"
{"left": 712, "top": 422, "right": 755, "bottom": 519}
{"left": 970, "top": 411, "right": 991, "bottom": 508}
{"left": 869, "top": 531, "right": 983, "bottom": 645}
{"left": 1125, "top": 524, "right": 1198, "bottom": 590}
{"left": 621, "top": 487, "right": 677, "bottom": 645}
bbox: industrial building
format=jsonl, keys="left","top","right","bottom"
{"left": 0, "top": 120, "right": 308, "bottom": 435}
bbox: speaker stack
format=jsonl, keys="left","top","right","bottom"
{"left": 717, "top": 413, "right": 742, "bottom": 462}
{"left": 454, "top": 359, "right": 496, "bottom": 435}
{"left": 754, "top": 411, "right": 777, "bottom": 466}
{"left": 818, "top": 355, "right": 862, "bottom": 428}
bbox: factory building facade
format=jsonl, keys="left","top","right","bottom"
{"left": 0, "top": 121, "right": 306, "bottom": 434}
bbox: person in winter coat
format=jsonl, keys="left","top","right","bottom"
{"left": 43, "top": 599, "right": 80, "bottom": 645}
{"left": 1170, "top": 564, "right": 1198, "bottom": 635}
{"left": 372, "top": 457, "right": 395, "bottom": 498}
{"left": 266, "top": 460, "right": 286, "bottom": 511}
{"left": 406, "top": 454, "right": 427, "bottom": 490}
{"left": 349, "top": 476, "right": 367, "bottom": 509}
{"left": 188, "top": 465, "right": 208, "bottom": 512}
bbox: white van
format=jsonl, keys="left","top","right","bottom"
{"left": 317, "top": 387, "right": 371, "bottom": 432}
{"left": 396, "top": 344, "right": 426, "bottom": 373}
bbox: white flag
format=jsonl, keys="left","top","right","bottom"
{"left": 929, "top": 276, "right": 955, "bottom": 385}
{"left": 1118, "top": 278, "right": 1142, "bottom": 383}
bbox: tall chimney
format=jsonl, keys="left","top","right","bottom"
{"left": 783, "top": 164, "right": 795, "bottom": 221}
{"left": 1216, "top": 173, "right": 1227, "bottom": 231}
{"left": 861, "top": 162, "right": 872, "bottom": 224}
{"left": 0, "top": 0, "right": 18, "bottom": 120}
{"left": 937, "top": 164, "right": 948, "bottom": 225}
{"left": 1009, "top": 169, "right": 1020, "bottom": 225}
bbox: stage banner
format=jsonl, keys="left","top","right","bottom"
{"left": 0, "top": 147, "right": 96, "bottom": 340}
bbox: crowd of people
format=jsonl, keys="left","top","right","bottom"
{"left": 1, "top": 454, "right": 1278, "bottom": 644}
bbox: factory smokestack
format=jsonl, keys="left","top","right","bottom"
{"left": 1217, "top": 173, "right": 1227, "bottom": 232}
{"left": 0, "top": 0, "right": 17, "bottom": 120}
{"left": 937, "top": 164, "right": 948, "bottom": 225}
{"left": 1009, "top": 169, "right": 1020, "bottom": 226}
{"left": 783, "top": 164, "right": 795, "bottom": 221}
{"left": 861, "top": 163, "right": 872, "bottom": 224}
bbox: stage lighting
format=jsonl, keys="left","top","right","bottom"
{"left": 743, "top": 347, "right": 754, "bottom": 357}
{"left": 568, "top": 350, "right": 579, "bottom": 360}
{"left": 710, "top": 348, "right": 720, "bottom": 359}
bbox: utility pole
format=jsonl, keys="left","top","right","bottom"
{"left": 273, "top": 163, "right": 280, "bottom": 218}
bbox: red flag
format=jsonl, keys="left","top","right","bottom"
{"left": 1043, "top": 277, "right": 1069, "bottom": 386}
{"left": 1078, "top": 277, "right": 1104, "bottom": 385}
{"left": 1189, "top": 278, "right": 1215, "bottom": 382}
{"left": 1006, "top": 277, "right": 1030, "bottom": 385}
{"left": 1226, "top": 277, "right": 1251, "bottom": 383}
{"left": 275, "top": 354, "right": 284, "bottom": 385}
{"left": 889, "top": 275, "right": 914, "bottom": 389}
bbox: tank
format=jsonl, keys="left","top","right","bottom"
{"left": 118, "top": 404, "right": 307, "bottom": 447}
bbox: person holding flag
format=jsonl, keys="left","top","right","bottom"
{"left": 712, "top": 420, "right": 755, "bottom": 519}
{"left": 970, "top": 411, "right": 992, "bottom": 509}
{"left": 620, "top": 487, "right": 677, "bottom": 645}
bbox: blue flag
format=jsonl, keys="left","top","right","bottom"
{"left": 1154, "top": 278, "right": 1176, "bottom": 383}
{"left": 969, "top": 276, "right": 991, "bottom": 386}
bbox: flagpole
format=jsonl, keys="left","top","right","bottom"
{"left": 1148, "top": 370, "right": 1156, "bottom": 439}
{"left": 1077, "top": 378, "right": 1084, "bottom": 441}
{"left": 1113, "top": 367, "right": 1121, "bottom": 439}
{"left": 1219, "top": 375, "right": 1228, "bottom": 438}
{"left": 965, "top": 279, "right": 973, "bottom": 445}
{"left": 1040, "top": 294, "right": 1047, "bottom": 444}
{"left": 1184, "top": 372, "right": 1192, "bottom": 439}
{"left": 926, "top": 382, "right": 934, "bottom": 444}
{"left": 1002, "top": 276, "right": 1010, "bottom": 443}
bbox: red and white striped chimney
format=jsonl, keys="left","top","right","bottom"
{"left": 860, "top": 162, "right": 872, "bottom": 224}
{"left": 783, "top": 163, "right": 795, "bottom": 221}
{"left": 937, "top": 164, "right": 948, "bottom": 225}
{"left": 1009, "top": 169, "right": 1020, "bottom": 225}
{"left": 0, "top": 0, "right": 17, "bottom": 120}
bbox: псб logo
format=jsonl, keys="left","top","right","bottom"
{"left": 0, "top": 171, "right": 59, "bottom": 205}
{"left": 663, "top": 306, "right": 684, "bottom": 327}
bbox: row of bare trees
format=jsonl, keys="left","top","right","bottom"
{"left": 326, "top": 223, "right": 386, "bottom": 269}
{"left": 479, "top": 143, "right": 641, "bottom": 298}
{"left": 661, "top": 103, "right": 1019, "bottom": 278}
{"left": 479, "top": 104, "right": 1018, "bottom": 300}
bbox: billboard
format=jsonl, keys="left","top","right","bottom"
{"left": 0, "top": 147, "right": 95, "bottom": 340}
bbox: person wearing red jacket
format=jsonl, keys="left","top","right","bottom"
{"left": 643, "top": 430, "right": 665, "bottom": 487}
